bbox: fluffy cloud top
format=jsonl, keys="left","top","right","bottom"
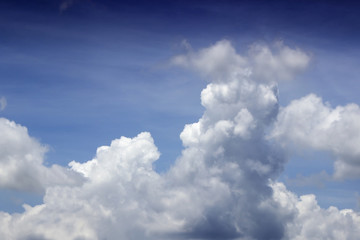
{"left": 273, "top": 182, "right": 360, "bottom": 240}
{"left": 172, "top": 40, "right": 310, "bottom": 82}
{"left": 0, "top": 40, "right": 359, "bottom": 240}
{"left": 270, "top": 94, "right": 360, "bottom": 179}
{"left": 0, "top": 118, "right": 83, "bottom": 192}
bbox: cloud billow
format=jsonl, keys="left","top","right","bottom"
{"left": 270, "top": 93, "right": 360, "bottom": 179}
{"left": 0, "top": 118, "right": 83, "bottom": 192}
{"left": 0, "top": 40, "right": 359, "bottom": 239}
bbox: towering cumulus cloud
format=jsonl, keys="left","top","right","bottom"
{"left": 0, "top": 40, "right": 359, "bottom": 239}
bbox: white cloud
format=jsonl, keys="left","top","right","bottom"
{"left": 0, "top": 40, "right": 358, "bottom": 239}
{"left": 270, "top": 94, "right": 360, "bottom": 179}
{"left": 171, "top": 40, "right": 248, "bottom": 82}
{"left": 171, "top": 39, "right": 310, "bottom": 83}
{"left": 273, "top": 182, "right": 360, "bottom": 239}
{"left": 248, "top": 42, "right": 311, "bottom": 82}
{"left": 0, "top": 118, "right": 83, "bottom": 192}
{"left": 0, "top": 97, "right": 6, "bottom": 111}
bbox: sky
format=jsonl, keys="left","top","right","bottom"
{"left": 0, "top": 0, "right": 360, "bottom": 239}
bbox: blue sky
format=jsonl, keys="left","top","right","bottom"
{"left": 1, "top": 0, "right": 360, "bottom": 238}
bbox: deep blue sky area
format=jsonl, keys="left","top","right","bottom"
{"left": 1, "top": 0, "right": 360, "bottom": 212}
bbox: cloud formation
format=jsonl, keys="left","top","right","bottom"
{"left": 0, "top": 40, "right": 359, "bottom": 239}
{"left": 270, "top": 94, "right": 360, "bottom": 179}
{"left": 0, "top": 118, "right": 83, "bottom": 192}
{"left": 172, "top": 40, "right": 310, "bottom": 82}
{"left": 273, "top": 182, "right": 360, "bottom": 240}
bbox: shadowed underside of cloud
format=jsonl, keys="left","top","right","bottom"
{"left": 0, "top": 40, "right": 359, "bottom": 240}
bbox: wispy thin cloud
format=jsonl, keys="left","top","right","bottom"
{"left": 0, "top": 97, "right": 7, "bottom": 111}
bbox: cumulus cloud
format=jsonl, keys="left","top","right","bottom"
{"left": 172, "top": 40, "right": 248, "bottom": 82}
{"left": 0, "top": 118, "right": 83, "bottom": 192}
{"left": 273, "top": 182, "right": 360, "bottom": 239}
{"left": 248, "top": 41, "right": 311, "bottom": 82}
{"left": 270, "top": 94, "right": 360, "bottom": 179}
{"left": 0, "top": 40, "right": 359, "bottom": 239}
{"left": 0, "top": 97, "right": 6, "bottom": 111}
{"left": 171, "top": 40, "right": 310, "bottom": 82}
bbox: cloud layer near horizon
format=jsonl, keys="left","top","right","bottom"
{"left": 0, "top": 40, "right": 359, "bottom": 239}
